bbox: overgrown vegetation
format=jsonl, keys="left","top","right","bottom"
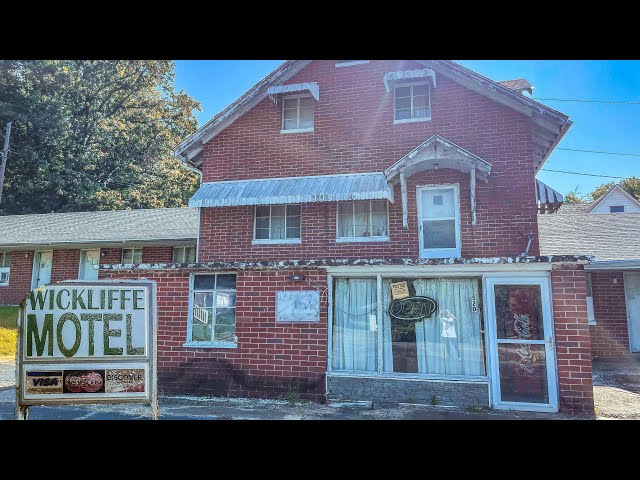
{"left": 0, "top": 306, "right": 18, "bottom": 356}
{"left": 0, "top": 306, "right": 18, "bottom": 329}
{"left": 0, "top": 60, "right": 201, "bottom": 214}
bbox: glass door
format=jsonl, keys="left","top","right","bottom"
{"left": 485, "top": 276, "right": 558, "bottom": 412}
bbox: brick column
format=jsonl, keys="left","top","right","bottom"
{"left": 551, "top": 264, "right": 594, "bottom": 415}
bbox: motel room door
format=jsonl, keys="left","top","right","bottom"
{"left": 32, "top": 251, "right": 53, "bottom": 289}
{"left": 484, "top": 276, "right": 559, "bottom": 412}
{"left": 624, "top": 273, "right": 640, "bottom": 352}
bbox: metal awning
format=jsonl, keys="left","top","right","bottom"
{"left": 267, "top": 82, "right": 320, "bottom": 102}
{"left": 536, "top": 179, "right": 564, "bottom": 213}
{"left": 189, "top": 173, "right": 394, "bottom": 208}
{"left": 383, "top": 69, "right": 437, "bottom": 92}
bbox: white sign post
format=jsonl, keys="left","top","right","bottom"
{"left": 15, "top": 280, "right": 157, "bottom": 420}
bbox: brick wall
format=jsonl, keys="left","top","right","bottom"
{"left": 589, "top": 271, "right": 629, "bottom": 357}
{"left": 0, "top": 251, "right": 34, "bottom": 305}
{"left": 0, "top": 246, "right": 178, "bottom": 306}
{"left": 198, "top": 60, "right": 539, "bottom": 262}
{"left": 100, "top": 268, "right": 328, "bottom": 400}
{"left": 551, "top": 264, "right": 594, "bottom": 415}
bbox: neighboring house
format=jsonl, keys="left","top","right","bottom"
{"left": 539, "top": 184, "right": 640, "bottom": 358}
{"left": 90, "top": 60, "right": 592, "bottom": 414}
{"left": 0, "top": 208, "right": 198, "bottom": 305}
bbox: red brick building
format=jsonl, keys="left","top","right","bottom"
{"left": 97, "top": 60, "right": 593, "bottom": 414}
{"left": 0, "top": 208, "right": 197, "bottom": 305}
{"left": 540, "top": 184, "right": 640, "bottom": 358}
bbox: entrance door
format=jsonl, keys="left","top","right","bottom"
{"left": 624, "top": 273, "right": 640, "bottom": 352}
{"left": 485, "top": 276, "right": 558, "bottom": 412}
{"left": 78, "top": 249, "right": 100, "bottom": 280}
{"left": 32, "top": 251, "right": 53, "bottom": 289}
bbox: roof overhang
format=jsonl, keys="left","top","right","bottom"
{"left": 188, "top": 172, "right": 394, "bottom": 208}
{"left": 585, "top": 259, "right": 640, "bottom": 271}
{"left": 0, "top": 238, "right": 196, "bottom": 251}
{"left": 384, "top": 134, "right": 492, "bottom": 183}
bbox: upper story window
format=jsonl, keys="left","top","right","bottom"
{"left": 173, "top": 246, "right": 196, "bottom": 263}
{"left": 0, "top": 252, "right": 11, "bottom": 286}
{"left": 254, "top": 205, "right": 302, "bottom": 244}
{"left": 282, "top": 95, "right": 314, "bottom": 133}
{"left": 394, "top": 82, "right": 431, "bottom": 123}
{"left": 337, "top": 200, "right": 389, "bottom": 242}
{"left": 335, "top": 60, "right": 370, "bottom": 67}
{"left": 418, "top": 185, "right": 461, "bottom": 258}
{"left": 187, "top": 273, "right": 237, "bottom": 348}
{"left": 122, "top": 248, "right": 143, "bottom": 265}
{"left": 610, "top": 205, "right": 625, "bottom": 213}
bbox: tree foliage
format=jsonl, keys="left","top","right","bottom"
{"left": 564, "top": 186, "right": 588, "bottom": 204}
{"left": 589, "top": 177, "right": 640, "bottom": 202}
{"left": 0, "top": 60, "right": 201, "bottom": 214}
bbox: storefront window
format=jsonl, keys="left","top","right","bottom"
{"left": 331, "top": 277, "right": 486, "bottom": 377}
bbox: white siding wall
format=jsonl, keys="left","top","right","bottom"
{"left": 591, "top": 188, "right": 640, "bottom": 214}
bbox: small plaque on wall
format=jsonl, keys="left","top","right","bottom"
{"left": 276, "top": 290, "right": 320, "bottom": 323}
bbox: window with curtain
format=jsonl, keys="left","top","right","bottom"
{"left": 254, "top": 205, "right": 301, "bottom": 242}
{"left": 331, "top": 277, "right": 486, "bottom": 377}
{"left": 337, "top": 200, "right": 388, "bottom": 241}
{"left": 122, "top": 248, "right": 143, "bottom": 265}
{"left": 0, "top": 252, "right": 11, "bottom": 286}
{"left": 394, "top": 83, "right": 431, "bottom": 122}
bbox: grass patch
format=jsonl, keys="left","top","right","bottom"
{"left": 0, "top": 328, "right": 17, "bottom": 356}
{"left": 0, "top": 306, "right": 18, "bottom": 330}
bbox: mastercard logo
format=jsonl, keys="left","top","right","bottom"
{"left": 64, "top": 372, "right": 104, "bottom": 393}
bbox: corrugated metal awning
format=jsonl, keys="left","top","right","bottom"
{"left": 267, "top": 82, "right": 320, "bottom": 101}
{"left": 189, "top": 173, "right": 395, "bottom": 208}
{"left": 536, "top": 179, "right": 564, "bottom": 213}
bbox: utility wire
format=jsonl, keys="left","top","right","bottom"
{"left": 541, "top": 168, "right": 625, "bottom": 179}
{"left": 534, "top": 97, "right": 640, "bottom": 105}
{"left": 556, "top": 147, "right": 640, "bottom": 157}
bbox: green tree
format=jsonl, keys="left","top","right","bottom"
{"left": 564, "top": 186, "right": 588, "bottom": 204}
{"left": 589, "top": 177, "right": 640, "bottom": 202}
{"left": 0, "top": 60, "right": 201, "bottom": 214}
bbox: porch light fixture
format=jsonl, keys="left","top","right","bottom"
{"left": 286, "top": 274, "right": 306, "bottom": 281}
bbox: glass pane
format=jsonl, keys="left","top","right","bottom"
{"left": 424, "top": 220, "right": 456, "bottom": 249}
{"left": 287, "top": 205, "right": 301, "bottom": 217}
{"left": 173, "top": 248, "right": 185, "bottom": 264}
{"left": 191, "top": 306, "right": 213, "bottom": 342}
{"left": 271, "top": 205, "right": 285, "bottom": 217}
{"left": 133, "top": 249, "right": 143, "bottom": 265}
{"left": 412, "top": 84, "right": 428, "bottom": 96}
{"left": 122, "top": 250, "right": 133, "bottom": 264}
{"left": 216, "top": 292, "right": 236, "bottom": 308}
{"left": 395, "top": 86, "right": 410, "bottom": 98}
{"left": 338, "top": 215, "right": 353, "bottom": 237}
{"left": 255, "top": 217, "right": 269, "bottom": 229}
{"left": 283, "top": 118, "right": 297, "bottom": 130}
{"left": 494, "top": 285, "right": 544, "bottom": 340}
{"left": 270, "top": 215, "right": 286, "bottom": 239}
{"left": 498, "top": 344, "right": 548, "bottom": 404}
{"left": 332, "top": 278, "right": 378, "bottom": 372}
{"left": 255, "top": 206, "right": 270, "bottom": 218}
{"left": 186, "top": 247, "right": 196, "bottom": 263}
{"left": 299, "top": 97, "right": 314, "bottom": 109}
{"left": 194, "top": 275, "right": 216, "bottom": 290}
{"left": 286, "top": 215, "right": 300, "bottom": 228}
{"left": 395, "top": 108, "right": 411, "bottom": 121}
{"left": 2, "top": 252, "right": 10, "bottom": 268}
{"left": 216, "top": 274, "right": 236, "bottom": 290}
{"left": 413, "top": 94, "right": 428, "bottom": 108}
{"left": 337, "top": 202, "right": 352, "bottom": 215}
{"left": 286, "top": 227, "right": 301, "bottom": 239}
{"left": 299, "top": 109, "right": 314, "bottom": 129}
{"left": 395, "top": 97, "right": 411, "bottom": 110}
{"left": 255, "top": 228, "right": 270, "bottom": 240}
{"left": 283, "top": 98, "right": 297, "bottom": 109}
{"left": 353, "top": 201, "right": 370, "bottom": 237}
{"left": 371, "top": 200, "right": 387, "bottom": 213}
{"left": 371, "top": 212, "right": 387, "bottom": 237}
{"left": 194, "top": 292, "right": 214, "bottom": 308}
{"left": 214, "top": 308, "right": 236, "bottom": 342}
{"left": 422, "top": 188, "right": 455, "bottom": 218}
{"left": 413, "top": 107, "right": 429, "bottom": 119}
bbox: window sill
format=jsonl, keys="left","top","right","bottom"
{"left": 335, "top": 61, "right": 370, "bottom": 68}
{"left": 394, "top": 117, "right": 431, "bottom": 125}
{"left": 280, "top": 128, "right": 314, "bottom": 134}
{"left": 183, "top": 341, "right": 237, "bottom": 349}
{"left": 336, "top": 236, "right": 389, "bottom": 243}
{"left": 252, "top": 239, "right": 302, "bottom": 246}
{"left": 0, "top": 284, "right": 8, "bottom": 288}
{"left": 588, "top": 321, "right": 597, "bottom": 326}
{"left": 327, "top": 371, "right": 489, "bottom": 383}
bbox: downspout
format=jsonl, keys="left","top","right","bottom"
{"left": 179, "top": 161, "right": 203, "bottom": 262}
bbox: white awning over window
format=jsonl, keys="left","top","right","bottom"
{"left": 189, "top": 172, "right": 394, "bottom": 208}
{"left": 267, "top": 82, "right": 320, "bottom": 102}
{"left": 383, "top": 68, "right": 437, "bottom": 93}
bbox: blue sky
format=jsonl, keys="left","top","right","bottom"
{"left": 174, "top": 60, "right": 640, "bottom": 197}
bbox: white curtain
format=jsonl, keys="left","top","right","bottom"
{"left": 382, "top": 278, "right": 485, "bottom": 376}
{"left": 332, "top": 278, "right": 378, "bottom": 372}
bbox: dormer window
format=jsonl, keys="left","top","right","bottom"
{"left": 282, "top": 95, "right": 314, "bottom": 133}
{"left": 394, "top": 82, "right": 431, "bottom": 123}
{"left": 610, "top": 205, "right": 625, "bottom": 213}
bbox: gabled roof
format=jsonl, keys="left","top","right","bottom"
{"left": 586, "top": 184, "right": 640, "bottom": 213}
{"left": 0, "top": 208, "right": 198, "bottom": 249}
{"left": 538, "top": 204, "right": 640, "bottom": 261}
{"left": 174, "top": 60, "right": 571, "bottom": 172}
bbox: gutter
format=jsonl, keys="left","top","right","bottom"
{"left": 179, "top": 161, "right": 203, "bottom": 183}
{"left": 0, "top": 237, "right": 197, "bottom": 250}
{"left": 585, "top": 259, "right": 640, "bottom": 271}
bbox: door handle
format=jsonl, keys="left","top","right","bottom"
{"left": 546, "top": 336, "right": 554, "bottom": 348}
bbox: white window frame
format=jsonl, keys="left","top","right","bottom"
{"left": 184, "top": 272, "right": 237, "bottom": 349}
{"left": 0, "top": 252, "right": 10, "bottom": 287}
{"left": 335, "top": 200, "right": 390, "bottom": 243}
{"left": 393, "top": 81, "right": 431, "bottom": 124}
{"left": 610, "top": 205, "right": 625, "bottom": 213}
{"left": 77, "top": 249, "right": 101, "bottom": 281}
{"left": 280, "top": 94, "right": 314, "bottom": 134}
{"left": 585, "top": 273, "right": 596, "bottom": 325}
{"left": 417, "top": 184, "right": 461, "bottom": 259}
{"left": 252, "top": 204, "right": 302, "bottom": 245}
{"left": 335, "top": 60, "right": 370, "bottom": 68}
{"left": 173, "top": 246, "right": 196, "bottom": 263}
{"left": 121, "top": 247, "right": 143, "bottom": 265}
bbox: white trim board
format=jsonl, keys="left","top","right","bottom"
{"left": 325, "top": 264, "right": 553, "bottom": 276}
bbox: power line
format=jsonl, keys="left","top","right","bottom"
{"left": 534, "top": 97, "right": 640, "bottom": 105}
{"left": 541, "top": 168, "right": 625, "bottom": 179}
{"left": 556, "top": 147, "right": 640, "bottom": 157}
